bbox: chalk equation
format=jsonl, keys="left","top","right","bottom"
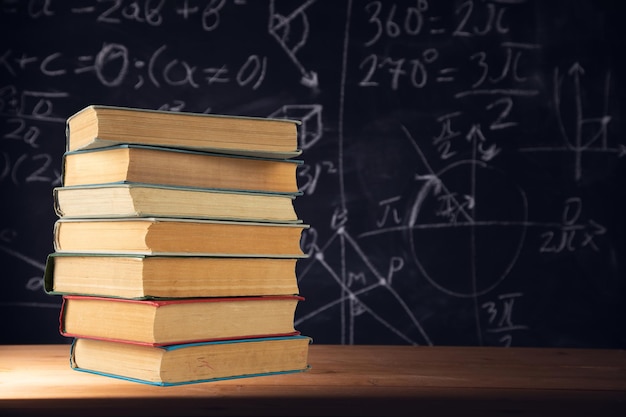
{"left": 1, "top": 45, "right": 270, "bottom": 91}
{"left": 1, "top": 0, "right": 231, "bottom": 31}
{"left": 0, "top": 0, "right": 623, "bottom": 347}
{"left": 292, "top": 0, "right": 623, "bottom": 347}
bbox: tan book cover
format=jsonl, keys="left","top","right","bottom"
{"left": 62, "top": 144, "right": 301, "bottom": 194}
{"left": 70, "top": 336, "right": 311, "bottom": 386}
{"left": 60, "top": 295, "right": 303, "bottom": 346}
{"left": 66, "top": 105, "right": 301, "bottom": 159}
{"left": 53, "top": 217, "right": 309, "bottom": 257}
{"left": 44, "top": 253, "right": 300, "bottom": 299}
{"left": 54, "top": 183, "right": 300, "bottom": 223}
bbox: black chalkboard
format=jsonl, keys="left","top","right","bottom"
{"left": 1, "top": 0, "right": 624, "bottom": 347}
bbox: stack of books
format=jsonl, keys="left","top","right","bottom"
{"left": 44, "top": 105, "right": 311, "bottom": 386}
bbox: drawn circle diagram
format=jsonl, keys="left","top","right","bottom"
{"left": 408, "top": 160, "right": 528, "bottom": 298}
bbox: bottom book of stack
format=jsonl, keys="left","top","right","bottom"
{"left": 70, "top": 335, "right": 311, "bottom": 386}
{"left": 58, "top": 295, "right": 311, "bottom": 386}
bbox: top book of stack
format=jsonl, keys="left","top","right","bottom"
{"left": 66, "top": 105, "right": 302, "bottom": 159}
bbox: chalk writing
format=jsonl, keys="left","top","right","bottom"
{"left": 2, "top": 45, "right": 270, "bottom": 91}
{"left": 295, "top": 0, "right": 622, "bottom": 347}
{"left": 0, "top": 0, "right": 623, "bottom": 347}
{"left": 269, "top": 0, "right": 318, "bottom": 88}
{"left": 375, "top": 196, "right": 403, "bottom": 228}
{"left": 0, "top": 151, "right": 60, "bottom": 186}
{"left": 482, "top": 292, "right": 528, "bottom": 346}
{"left": 539, "top": 198, "right": 606, "bottom": 253}
{"left": 298, "top": 160, "right": 337, "bottom": 195}
{"left": 363, "top": 0, "right": 429, "bottom": 47}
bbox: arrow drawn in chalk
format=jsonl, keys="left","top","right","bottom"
{"left": 554, "top": 62, "right": 613, "bottom": 180}
{"left": 268, "top": 0, "right": 319, "bottom": 89}
{"left": 408, "top": 174, "right": 443, "bottom": 229}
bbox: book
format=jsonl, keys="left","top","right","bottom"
{"left": 53, "top": 183, "right": 300, "bottom": 223}
{"left": 59, "top": 295, "right": 304, "bottom": 346}
{"left": 44, "top": 253, "right": 300, "bottom": 298}
{"left": 62, "top": 144, "right": 301, "bottom": 194}
{"left": 53, "top": 217, "right": 309, "bottom": 257}
{"left": 66, "top": 105, "right": 302, "bottom": 159}
{"left": 70, "top": 335, "right": 311, "bottom": 386}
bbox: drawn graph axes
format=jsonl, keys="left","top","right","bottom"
{"left": 286, "top": 4, "right": 619, "bottom": 346}
{"left": 296, "top": 226, "right": 433, "bottom": 346}
{"left": 521, "top": 63, "right": 618, "bottom": 181}
{"left": 298, "top": 104, "right": 609, "bottom": 343}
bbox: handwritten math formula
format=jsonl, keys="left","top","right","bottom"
{"left": 1, "top": 0, "right": 624, "bottom": 347}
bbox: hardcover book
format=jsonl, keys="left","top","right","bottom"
{"left": 62, "top": 144, "right": 301, "bottom": 194}
{"left": 44, "top": 253, "right": 300, "bottom": 299}
{"left": 54, "top": 183, "right": 300, "bottom": 223}
{"left": 70, "top": 335, "right": 311, "bottom": 386}
{"left": 66, "top": 105, "right": 302, "bottom": 159}
{"left": 60, "top": 295, "right": 303, "bottom": 346}
{"left": 52, "top": 217, "right": 309, "bottom": 257}
{"left": 45, "top": 104, "right": 311, "bottom": 387}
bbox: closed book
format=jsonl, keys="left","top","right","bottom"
{"left": 53, "top": 217, "right": 309, "bottom": 257}
{"left": 62, "top": 144, "right": 301, "bottom": 194}
{"left": 70, "top": 335, "right": 311, "bottom": 386}
{"left": 54, "top": 183, "right": 300, "bottom": 223}
{"left": 66, "top": 105, "right": 302, "bottom": 159}
{"left": 44, "top": 253, "right": 300, "bottom": 299}
{"left": 59, "top": 295, "right": 303, "bottom": 346}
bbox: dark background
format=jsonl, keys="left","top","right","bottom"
{"left": 1, "top": 0, "right": 624, "bottom": 347}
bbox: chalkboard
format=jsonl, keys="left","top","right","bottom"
{"left": 1, "top": 0, "right": 624, "bottom": 347}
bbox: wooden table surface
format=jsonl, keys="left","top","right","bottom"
{"left": 1, "top": 344, "right": 625, "bottom": 416}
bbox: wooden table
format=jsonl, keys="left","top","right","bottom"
{"left": 1, "top": 344, "right": 625, "bottom": 416}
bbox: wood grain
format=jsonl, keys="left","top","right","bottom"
{"left": 1, "top": 344, "right": 625, "bottom": 416}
